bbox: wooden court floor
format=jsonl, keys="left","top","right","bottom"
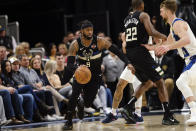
{"left": 3, "top": 113, "right": 196, "bottom": 131}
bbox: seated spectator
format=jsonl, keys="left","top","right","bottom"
{"left": 0, "top": 96, "right": 7, "bottom": 126}
{"left": 65, "top": 32, "right": 75, "bottom": 49}
{"left": 10, "top": 57, "right": 53, "bottom": 122}
{"left": 20, "top": 42, "right": 31, "bottom": 58}
{"left": 155, "top": 53, "right": 175, "bottom": 99}
{"left": 46, "top": 43, "right": 57, "bottom": 60}
{"left": 102, "top": 51, "right": 125, "bottom": 97}
{"left": 0, "top": 46, "right": 7, "bottom": 63}
{"left": 0, "top": 83, "right": 25, "bottom": 125}
{"left": 55, "top": 53, "right": 72, "bottom": 98}
{"left": 1, "top": 60, "right": 33, "bottom": 123}
{"left": 18, "top": 54, "right": 55, "bottom": 121}
{"left": 30, "top": 57, "right": 67, "bottom": 119}
{"left": 43, "top": 60, "right": 69, "bottom": 117}
{"left": 0, "top": 25, "right": 17, "bottom": 55}
{"left": 15, "top": 45, "right": 25, "bottom": 58}
{"left": 58, "top": 44, "right": 68, "bottom": 66}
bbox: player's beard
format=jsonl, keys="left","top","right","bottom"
{"left": 162, "top": 16, "right": 169, "bottom": 25}
{"left": 83, "top": 33, "right": 92, "bottom": 40}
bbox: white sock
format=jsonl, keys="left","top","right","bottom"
{"left": 111, "top": 108, "right": 117, "bottom": 116}
{"left": 135, "top": 108, "right": 141, "bottom": 117}
{"left": 188, "top": 101, "right": 196, "bottom": 116}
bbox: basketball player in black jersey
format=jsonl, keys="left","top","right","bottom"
{"left": 119, "top": 0, "right": 179, "bottom": 125}
{"left": 62, "top": 20, "right": 135, "bottom": 130}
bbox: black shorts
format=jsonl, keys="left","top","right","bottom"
{"left": 126, "top": 46, "right": 163, "bottom": 82}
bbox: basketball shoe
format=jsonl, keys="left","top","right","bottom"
{"left": 101, "top": 113, "right": 118, "bottom": 124}
{"left": 121, "top": 108, "right": 136, "bottom": 125}
{"left": 162, "top": 112, "right": 179, "bottom": 125}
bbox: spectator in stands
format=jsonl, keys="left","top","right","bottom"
{"left": 1, "top": 59, "right": 34, "bottom": 123}
{"left": 32, "top": 53, "right": 45, "bottom": 69}
{"left": 20, "top": 42, "right": 31, "bottom": 58}
{"left": 0, "top": 25, "right": 17, "bottom": 55}
{"left": 0, "top": 85, "right": 24, "bottom": 125}
{"left": 18, "top": 54, "right": 55, "bottom": 120}
{"left": 55, "top": 53, "right": 72, "bottom": 114}
{"left": 0, "top": 46, "right": 7, "bottom": 63}
{"left": 58, "top": 44, "right": 68, "bottom": 66}
{"left": 97, "top": 32, "right": 106, "bottom": 38}
{"left": 10, "top": 57, "right": 53, "bottom": 122}
{"left": 46, "top": 43, "right": 57, "bottom": 60}
{"left": 74, "top": 30, "right": 80, "bottom": 39}
{"left": 15, "top": 45, "right": 25, "bottom": 58}
{"left": 30, "top": 57, "right": 44, "bottom": 82}
{"left": 65, "top": 32, "right": 75, "bottom": 49}
{"left": 43, "top": 60, "right": 69, "bottom": 117}
{"left": 102, "top": 51, "right": 125, "bottom": 97}
{"left": 0, "top": 96, "right": 7, "bottom": 126}
{"left": 155, "top": 53, "right": 175, "bottom": 99}
{"left": 30, "top": 57, "right": 67, "bottom": 119}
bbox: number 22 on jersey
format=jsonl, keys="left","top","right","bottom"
{"left": 126, "top": 27, "right": 137, "bottom": 42}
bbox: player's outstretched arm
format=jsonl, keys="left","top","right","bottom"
{"left": 97, "top": 37, "right": 135, "bottom": 74}
{"left": 154, "top": 21, "right": 190, "bottom": 56}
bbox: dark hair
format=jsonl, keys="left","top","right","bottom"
{"left": 132, "top": 0, "right": 144, "bottom": 10}
{"left": 66, "top": 32, "right": 74, "bottom": 36}
{"left": 1, "top": 60, "right": 11, "bottom": 75}
{"left": 160, "top": 0, "right": 177, "bottom": 14}
{"left": 46, "top": 43, "right": 56, "bottom": 56}
{"left": 81, "top": 20, "right": 93, "bottom": 30}
{"left": 55, "top": 52, "right": 62, "bottom": 57}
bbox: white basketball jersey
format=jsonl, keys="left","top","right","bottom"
{"left": 171, "top": 18, "right": 196, "bottom": 64}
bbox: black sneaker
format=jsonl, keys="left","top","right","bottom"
{"left": 121, "top": 108, "right": 136, "bottom": 124}
{"left": 133, "top": 113, "right": 144, "bottom": 124}
{"left": 102, "top": 113, "right": 118, "bottom": 124}
{"left": 77, "top": 98, "right": 84, "bottom": 120}
{"left": 63, "top": 120, "right": 73, "bottom": 130}
{"left": 162, "top": 112, "right": 180, "bottom": 125}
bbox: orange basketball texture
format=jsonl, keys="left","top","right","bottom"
{"left": 74, "top": 65, "right": 92, "bottom": 84}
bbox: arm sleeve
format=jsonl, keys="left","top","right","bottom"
{"left": 62, "top": 56, "right": 76, "bottom": 85}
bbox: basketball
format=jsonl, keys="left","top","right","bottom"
{"left": 74, "top": 65, "right": 91, "bottom": 84}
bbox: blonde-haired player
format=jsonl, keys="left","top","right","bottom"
{"left": 144, "top": 0, "right": 196, "bottom": 126}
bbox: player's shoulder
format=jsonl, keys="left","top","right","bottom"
{"left": 139, "top": 11, "right": 149, "bottom": 19}
{"left": 172, "top": 19, "right": 188, "bottom": 29}
{"left": 69, "top": 39, "right": 79, "bottom": 51}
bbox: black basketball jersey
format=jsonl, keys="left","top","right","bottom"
{"left": 76, "top": 35, "right": 102, "bottom": 76}
{"left": 124, "top": 11, "right": 149, "bottom": 48}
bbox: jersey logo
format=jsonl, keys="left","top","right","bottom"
{"left": 82, "top": 49, "right": 93, "bottom": 59}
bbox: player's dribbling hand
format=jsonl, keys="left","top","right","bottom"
{"left": 127, "top": 64, "right": 135, "bottom": 74}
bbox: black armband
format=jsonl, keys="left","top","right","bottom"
{"left": 108, "top": 44, "right": 131, "bottom": 65}
{"left": 62, "top": 56, "right": 76, "bottom": 85}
